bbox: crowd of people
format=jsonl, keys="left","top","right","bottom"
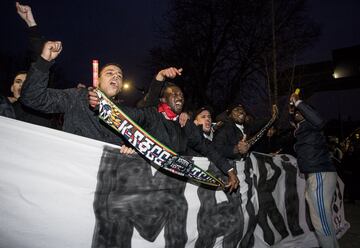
{"left": 1, "top": 2, "right": 359, "bottom": 248}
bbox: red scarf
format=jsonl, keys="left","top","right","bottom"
{"left": 158, "top": 102, "right": 178, "bottom": 120}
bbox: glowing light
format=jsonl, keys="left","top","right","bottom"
{"left": 123, "top": 81, "right": 131, "bottom": 90}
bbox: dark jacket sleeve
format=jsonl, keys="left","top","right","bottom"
{"left": 117, "top": 105, "right": 148, "bottom": 126}
{"left": 0, "top": 95, "right": 16, "bottom": 119}
{"left": 28, "top": 25, "right": 46, "bottom": 62}
{"left": 140, "top": 78, "right": 164, "bottom": 107}
{"left": 297, "top": 101, "right": 326, "bottom": 129}
{"left": 185, "top": 122, "right": 234, "bottom": 174}
{"left": 212, "top": 123, "right": 238, "bottom": 159}
{"left": 20, "top": 58, "right": 76, "bottom": 114}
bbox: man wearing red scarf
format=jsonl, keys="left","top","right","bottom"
{"left": 89, "top": 68, "right": 239, "bottom": 192}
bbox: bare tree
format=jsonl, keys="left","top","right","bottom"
{"left": 149, "top": 0, "right": 319, "bottom": 115}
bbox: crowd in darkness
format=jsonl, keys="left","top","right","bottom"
{"left": 1, "top": 3, "right": 359, "bottom": 248}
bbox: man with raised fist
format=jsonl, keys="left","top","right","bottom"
{"left": 20, "top": 40, "right": 134, "bottom": 154}
{"left": 289, "top": 92, "right": 339, "bottom": 248}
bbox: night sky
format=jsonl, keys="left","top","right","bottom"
{"left": 300, "top": 0, "right": 360, "bottom": 63}
{"left": 1, "top": 0, "right": 168, "bottom": 92}
{"left": 1, "top": 0, "right": 360, "bottom": 118}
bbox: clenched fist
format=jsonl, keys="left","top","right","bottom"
{"left": 155, "top": 67, "right": 183, "bottom": 81}
{"left": 225, "top": 169, "right": 239, "bottom": 193}
{"left": 179, "top": 112, "right": 190, "bottom": 127}
{"left": 41, "top": 41, "right": 62, "bottom": 61}
{"left": 16, "top": 2, "right": 37, "bottom": 27}
{"left": 88, "top": 89, "right": 100, "bottom": 108}
{"left": 290, "top": 93, "right": 300, "bottom": 105}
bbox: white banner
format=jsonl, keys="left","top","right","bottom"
{"left": 0, "top": 116, "right": 348, "bottom": 247}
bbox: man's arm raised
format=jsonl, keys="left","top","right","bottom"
{"left": 16, "top": 2, "right": 37, "bottom": 27}
{"left": 141, "top": 67, "right": 183, "bottom": 108}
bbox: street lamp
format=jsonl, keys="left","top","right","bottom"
{"left": 122, "top": 80, "right": 145, "bottom": 94}
{"left": 123, "top": 81, "right": 131, "bottom": 90}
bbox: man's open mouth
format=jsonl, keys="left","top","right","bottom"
{"left": 175, "top": 101, "right": 183, "bottom": 107}
{"left": 110, "top": 80, "right": 118, "bottom": 87}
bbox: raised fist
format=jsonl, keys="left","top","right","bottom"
{"left": 41, "top": 41, "right": 62, "bottom": 61}
{"left": 16, "top": 2, "right": 37, "bottom": 27}
{"left": 290, "top": 93, "right": 300, "bottom": 105}
{"left": 155, "top": 67, "right": 183, "bottom": 81}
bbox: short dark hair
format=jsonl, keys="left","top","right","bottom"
{"left": 227, "top": 103, "right": 246, "bottom": 115}
{"left": 14, "top": 70, "right": 27, "bottom": 78}
{"left": 99, "top": 63, "right": 123, "bottom": 76}
{"left": 215, "top": 104, "right": 246, "bottom": 122}
{"left": 194, "top": 106, "right": 213, "bottom": 119}
{"left": 160, "top": 82, "right": 180, "bottom": 98}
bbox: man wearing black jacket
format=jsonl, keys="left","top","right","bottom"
{"left": 212, "top": 105, "right": 250, "bottom": 159}
{"left": 5, "top": 3, "right": 56, "bottom": 128}
{"left": 8, "top": 71, "right": 55, "bottom": 127}
{"left": 213, "top": 104, "right": 277, "bottom": 159}
{"left": 193, "top": 106, "right": 214, "bottom": 141}
{"left": 89, "top": 80, "right": 240, "bottom": 192}
{"left": 20, "top": 39, "right": 135, "bottom": 152}
{"left": 0, "top": 95, "right": 16, "bottom": 118}
{"left": 289, "top": 93, "right": 339, "bottom": 248}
